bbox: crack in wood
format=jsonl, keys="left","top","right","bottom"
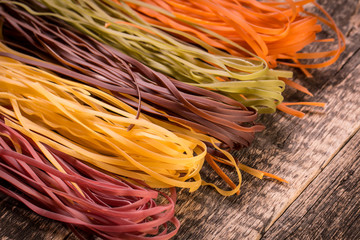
{"left": 334, "top": 47, "right": 360, "bottom": 77}
{"left": 261, "top": 128, "right": 360, "bottom": 240}
{"left": 346, "top": 0, "right": 360, "bottom": 37}
{"left": 260, "top": 127, "right": 360, "bottom": 238}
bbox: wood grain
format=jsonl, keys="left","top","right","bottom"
{"left": 262, "top": 129, "right": 360, "bottom": 240}
{"left": 0, "top": 0, "right": 359, "bottom": 239}
{"left": 0, "top": 192, "right": 71, "bottom": 240}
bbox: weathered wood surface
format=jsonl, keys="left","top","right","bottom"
{"left": 262, "top": 129, "right": 360, "bottom": 240}
{"left": 0, "top": 0, "right": 360, "bottom": 239}
{"left": 0, "top": 192, "right": 71, "bottom": 240}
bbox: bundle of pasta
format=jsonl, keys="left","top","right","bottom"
{"left": 0, "top": 120, "right": 179, "bottom": 239}
{"left": 119, "top": 0, "right": 345, "bottom": 78}
{"left": 0, "top": 53, "right": 209, "bottom": 192}
{"left": 16, "top": 0, "right": 292, "bottom": 113}
{"left": 0, "top": 3, "right": 264, "bottom": 150}
{"left": 3, "top": 44, "right": 290, "bottom": 197}
{"left": 0, "top": 5, "right": 293, "bottom": 200}
{"left": 106, "top": 0, "right": 338, "bottom": 117}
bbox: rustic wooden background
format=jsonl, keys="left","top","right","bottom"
{"left": 1, "top": 0, "right": 359, "bottom": 239}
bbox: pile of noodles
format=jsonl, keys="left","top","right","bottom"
{"left": 0, "top": 0, "right": 345, "bottom": 239}
{"left": 0, "top": 41, "right": 261, "bottom": 239}
{"left": 14, "top": 0, "right": 293, "bottom": 113}
{"left": 119, "top": 0, "right": 345, "bottom": 77}
{"left": 0, "top": 3, "right": 264, "bottom": 150}
{"left": 0, "top": 52, "right": 209, "bottom": 191}
{"left": 0, "top": 119, "right": 180, "bottom": 239}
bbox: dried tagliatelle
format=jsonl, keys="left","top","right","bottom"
{"left": 107, "top": 0, "right": 338, "bottom": 116}
{"left": 0, "top": 119, "right": 179, "bottom": 239}
{"left": 119, "top": 0, "right": 345, "bottom": 78}
{"left": 16, "top": 0, "right": 293, "bottom": 113}
{"left": 0, "top": 5, "right": 290, "bottom": 198}
{"left": 0, "top": 52, "right": 209, "bottom": 192}
{"left": 0, "top": 44, "right": 287, "bottom": 196}
{"left": 0, "top": 3, "right": 264, "bottom": 150}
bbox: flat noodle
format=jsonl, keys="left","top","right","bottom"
{"left": 12, "top": 0, "right": 293, "bottom": 113}
{"left": 0, "top": 3, "right": 264, "bottom": 150}
{"left": 0, "top": 119, "right": 180, "bottom": 239}
{"left": 0, "top": 53, "right": 208, "bottom": 192}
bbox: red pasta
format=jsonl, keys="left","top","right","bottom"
{"left": 0, "top": 118, "right": 179, "bottom": 239}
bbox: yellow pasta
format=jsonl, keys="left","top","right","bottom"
{"left": 0, "top": 53, "right": 211, "bottom": 192}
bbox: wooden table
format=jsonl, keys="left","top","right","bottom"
{"left": 1, "top": 0, "right": 359, "bottom": 239}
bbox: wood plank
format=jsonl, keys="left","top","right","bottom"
{"left": 261, "top": 129, "right": 360, "bottom": 240}
{"left": 0, "top": 0, "right": 359, "bottom": 239}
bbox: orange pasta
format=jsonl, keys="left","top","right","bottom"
{"left": 113, "top": 0, "right": 341, "bottom": 116}
{"left": 122, "top": 0, "right": 345, "bottom": 80}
